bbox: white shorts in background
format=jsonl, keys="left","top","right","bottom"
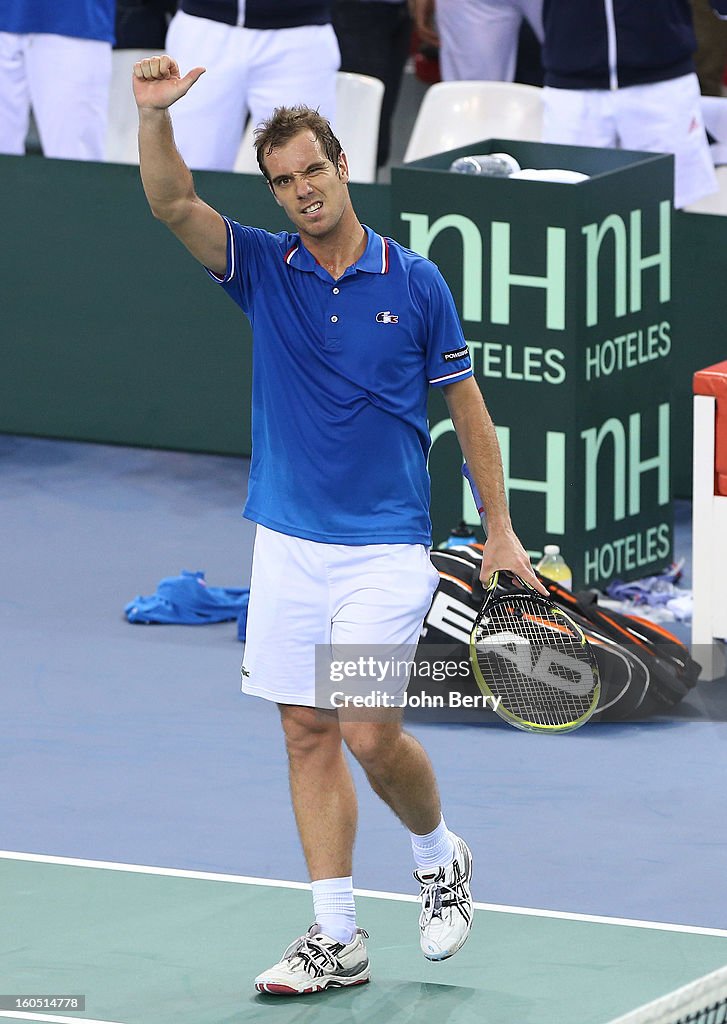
{"left": 165, "top": 10, "right": 340, "bottom": 171}
{"left": 0, "top": 32, "right": 111, "bottom": 160}
{"left": 436, "top": 0, "right": 544, "bottom": 83}
{"left": 543, "top": 73, "right": 717, "bottom": 208}
{"left": 241, "top": 526, "right": 440, "bottom": 708}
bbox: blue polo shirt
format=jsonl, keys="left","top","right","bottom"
{"left": 209, "top": 219, "right": 472, "bottom": 545}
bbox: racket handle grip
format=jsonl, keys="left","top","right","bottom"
{"left": 461, "top": 462, "right": 488, "bottom": 537}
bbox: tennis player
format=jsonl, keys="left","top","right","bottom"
{"left": 133, "top": 54, "right": 546, "bottom": 996}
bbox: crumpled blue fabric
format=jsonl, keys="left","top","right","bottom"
{"left": 125, "top": 570, "right": 249, "bottom": 629}
{"left": 605, "top": 560, "right": 685, "bottom": 606}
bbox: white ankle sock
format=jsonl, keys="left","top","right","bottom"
{"left": 311, "top": 876, "right": 356, "bottom": 944}
{"left": 410, "top": 815, "right": 455, "bottom": 870}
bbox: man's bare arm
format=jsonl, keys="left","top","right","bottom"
{"left": 442, "top": 375, "right": 547, "bottom": 593}
{"left": 134, "top": 55, "right": 227, "bottom": 276}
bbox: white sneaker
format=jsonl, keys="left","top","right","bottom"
{"left": 254, "top": 924, "right": 371, "bottom": 995}
{"left": 414, "top": 833, "right": 473, "bottom": 961}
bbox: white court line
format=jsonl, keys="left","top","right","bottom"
{"left": 0, "top": 1015, "right": 125, "bottom": 1024}
{"left": 2, "top": 849, "right": 727, "bottom": 939}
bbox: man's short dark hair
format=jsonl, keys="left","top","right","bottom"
{"left": 254, "top": 106, "right": 343, "bottom": 181}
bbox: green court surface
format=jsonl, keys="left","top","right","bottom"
{"left": 2, "top": 855, "right": 727, "bottom": 1024}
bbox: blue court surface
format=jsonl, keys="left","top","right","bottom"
{"left": 1, "top": 434, "right": 726, "bottom": 1023}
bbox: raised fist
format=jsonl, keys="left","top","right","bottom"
{"left": 132, "top": 54, "right": 205, "bottom": 110}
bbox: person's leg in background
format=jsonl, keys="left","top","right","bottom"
{"left": 332, "top": 0, "right": 412, "bottom": 167}
{"left": 25, "top": 34, "right": 111, "bottom": 160}
{"left": 246, "top": 25, "right": 339, "bottom": 138}
{"left": 164, "top": 9, "right": 250, "bottom": 171}
{"left": 0, "top": 33, "right": 31, "bottom": 155}
{"left": 436, "top": 0, "right": 525, "bottom": 82}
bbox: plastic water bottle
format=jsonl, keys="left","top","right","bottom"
{"left": 535, "top": 544, "right": 573, "bottom": 591}
{"left": 439, "top": 520, "right": 478, "bottom": 549}
{"left": 448, "top": 153, "right": 521, "bottom": 177}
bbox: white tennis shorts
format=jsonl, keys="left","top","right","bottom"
{"left": 241, "top": 526, "right": 441, "bottom": 707}
{"left": 543, "top": 73, "right": 717, "bottom": 209}
{"left": 0, "top": 32, "right": 111, "bottom": 160}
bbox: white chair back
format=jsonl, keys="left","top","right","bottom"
{"left": 403, "top": 80, "right": 544, "bottom": 164}
{"left": 334, "top": 72, "right": 384, "bottom": 183}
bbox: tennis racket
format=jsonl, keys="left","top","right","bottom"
{"left": 462, "top": 462, "right": 600, "bottom": 733}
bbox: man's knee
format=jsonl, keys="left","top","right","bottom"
{"left": 279, "top": 704, "right": 341, "bottom": 760}
{"left": 340, "top": 718, "right": 402, "bottom": 771}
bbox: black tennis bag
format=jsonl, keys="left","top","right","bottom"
{"left": 419, "top": 546, "right": 701, "bottom": 721}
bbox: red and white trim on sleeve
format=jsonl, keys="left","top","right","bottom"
{"left": 381, "top": 237, "right": 389, "bottom": 274}
{"left": 429, "top": 367, "right": 473, "bottom": 386}
{"left": 285, "top": 243, "right": 299, "bottom": 265}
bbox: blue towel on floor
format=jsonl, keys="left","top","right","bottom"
{"left": 125, "top": 570, "right": 249, "bottom": 630}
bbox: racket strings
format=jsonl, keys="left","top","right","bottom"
{"left": 473, "top": 597, "right": 598, "bottom": 727}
